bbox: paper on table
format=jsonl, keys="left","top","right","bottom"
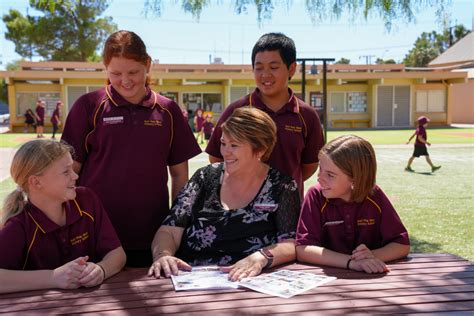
{"left": 171, "top": 266, "right": 239, "bottom": 291}
{"left": 238, "top": 270, "right": 336, "bottom": 298}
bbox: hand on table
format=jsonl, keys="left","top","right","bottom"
{"left": 220, "top": 252, "right": 266, "bottom": 281}
{"left": 351, "top": 244, "right": 375, "bottom": 260}
{"left": 148, "top": 255, "right": 191, "bottom": 278}
{"left": 78, "top": 262, "right": 105, "bottom": 287}
{"left": 51, "top": 256, "right": 88, "bottom": 289}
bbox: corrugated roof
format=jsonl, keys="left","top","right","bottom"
{"left": 429, "top": 32, "right": 474, "bottom": 66}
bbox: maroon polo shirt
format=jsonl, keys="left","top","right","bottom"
{"left": 203, "top": 121, "right": 214, "bottom": 135}
{"left": 206, "top": 88, "right": 324, "bottom": 195}
{"left": 61, "top": 85, "right": 201, "bottom": 251}
{"left": 415, "top": 125, "right": 427, "bottom": 147}
{"left": 0, "top": 187, "right": 121, "bottom": 270}
{"left": 35, "top": 106, "right": 45, "bottom": 124}
{"left": 51, "top": 108, "right": 60, "bottom": 125}
{"left": 195, "top": 115, "right": 205, "bottom": 131}
{"left": 296, "top": 183, "right": 410, "bottom": 254}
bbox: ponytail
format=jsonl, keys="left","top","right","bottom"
{"left": 1, "top": 189, "right": 27, "bottom": 225}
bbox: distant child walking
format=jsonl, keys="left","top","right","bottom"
{"left": 0, "top": 139, "right": 126, "bottom": 294}
{"left": 202, "top": 114, "right": 214, "bottom": 144}
{"left": 405, "top": 116, "right": 441, "bottom": 173}
{"left": 296, "top": 135, "right": 410, "bottom": 274}
{"left": 51, "top": 101, "right": 62, "bottom": 139}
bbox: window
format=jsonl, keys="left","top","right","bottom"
{"left": 67, "top": 86, "right": 102, "bottom": 111}
{"left": 416, "top": 90, "right": 445, "bottom": 112}
{"left": 183, "top": 93, "right": 222, "bottom": 114}
{"left": 330, "top": 92, "right": 367, "bottom": 113}
{"left": 16, "top": 92, "right": 60, "bottom": 117}
{"left": 160, "top": 92, "right": 178, "bottom": 103}
{"left": 310, "top": 92, "right": 323, "bottom": 110}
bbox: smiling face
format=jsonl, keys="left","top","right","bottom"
{"left": 34, "top": 153, "right": 79, "bottom": 203}
{"left": 220, "top": 132, "right": 261, "bottom": 175}
{"left": 253, "top": 50, "right": 296, "bottom": 102}
{"left": 317, "top": 154, "right": 354, "bottom": 202}
{"left": 106, "top": 56, "right": 150, "bottom": 104}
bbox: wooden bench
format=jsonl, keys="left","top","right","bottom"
{"left": 332, "top": 119, "right": 371, "bottom": 128}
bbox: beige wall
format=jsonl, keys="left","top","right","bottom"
{"left": 451, "top": 79, "right": 474, "bottom": 124}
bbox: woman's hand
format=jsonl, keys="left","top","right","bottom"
{"left": 51, "top": 256, "right": 88, "bottom": 289}
{"left": 78, "top": 262, "right": 105, "bottom": 287}
{"left": 220, "top": 252, "right": 267, "bottom": 281}
{"left": 148, "top": 255, "right": 192, "bottom": 278}
{"left": 351, "top": 244, "right": 375, "bottom": 260}
{"left": 349, "top": 257, "right": 389, "bottom": 274}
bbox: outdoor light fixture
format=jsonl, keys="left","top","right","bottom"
{"left": 310, "top": 64, "right": 318, "bottom": 75}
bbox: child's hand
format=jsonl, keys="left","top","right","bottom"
{"left": 351, "top": 244, "right": 374, "bottom": 260}
{"left": 51, "top": 256, "right": 88, "bottom": 289}
{"left": 78, "top": 262, "right": 106, "bottom": 287}
{"left": 349, "top": 257, "right": 389, "bottom": 274}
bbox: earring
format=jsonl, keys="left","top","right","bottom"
{"left": 351, "top": 183, "right": 354, "bottom": 190}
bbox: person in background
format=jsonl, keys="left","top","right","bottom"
{"left": 35, "top": 99, "right": 45, "bottom": 138}
{"left": 51, "top": 101, "right": 62, "bottom": 139}
{"left": 0, "top": 139, "right": 126, "bottom": 294}
{"left": 206, "top": 33, "right": 324, "bottom": 197}
{"left": 24, "top": 109, "right": 36, "bottom": 133}
{"left": 194, "top": 108, "right": 205, "bottom": 144}
{"left": 148, "top": 108, "right": 301, "bottom": 281}
{"left": 202, "top": 114, "right": 214, "bottom": 144}
{"left": 61, "top": 30, "right": 201, "bottom": 267}
{"left": 405, "top": 116, "right": 441, "bottom": 173}
{"left": 296, "top": 135, "right": 410, "bottom": 274}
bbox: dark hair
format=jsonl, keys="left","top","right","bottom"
{"left": 319, "top": 135, "right": 377, "bottom": 203}
{"left": 221, "top": 107, "right": 276, "bottom": 162}
{"left": 251, "top": 33, "right": 296, "bottom": 69}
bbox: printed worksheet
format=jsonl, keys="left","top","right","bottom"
{"left": 239, "top": 270, "right": 336, "bottom": 298}
{"left": 170, "top": 266, "right": 239, "bottom": 291}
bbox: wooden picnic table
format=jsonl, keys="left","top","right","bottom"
{"left": 1, "top": 253, "right": 473, "bottom": 314}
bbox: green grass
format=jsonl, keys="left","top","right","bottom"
{"left": 0, "top": 129, "right": 473, "bottom": 261}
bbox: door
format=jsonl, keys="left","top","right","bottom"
{"left": 377, "top": 86, "right": 411, "bottom": 127}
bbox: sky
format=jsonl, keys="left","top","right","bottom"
{"left": 0, "top": 0, "right": 473, "bottom": 69}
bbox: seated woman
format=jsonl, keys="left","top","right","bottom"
{"left": 148, "top": 107, "right": 301, "bottom": 281}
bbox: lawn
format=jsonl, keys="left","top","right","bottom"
{"left": 0, "top": 129, "right": 473, "bottom": 260}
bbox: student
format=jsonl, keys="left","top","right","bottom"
{"left": 35, "top": 99, "right": 45, "bottom": 138}
{"left": 0, "top": 139, "right": 126, "bottom": 294}
{"left": 296, "top": 135, "right": 410, "bottom": 274}
{"left": 24, "top": 109, "right": 36, "bottom": 133}
{"left": 405, "top": 116, "right": 441, "bottom": 173}
{"left": 194, "top": 108, "right": 205, "bottom": 144}
{"left": 51, "top": 101, "right": 62, "bottom": 139}
{"left": 206, "top": 32, "right": 324, "bottom": 196}
{"left": 202, "top": 114, "right": 214, "bottom": 144}
{"left": 61, "top": 30, "right": 201, "bottom": 267}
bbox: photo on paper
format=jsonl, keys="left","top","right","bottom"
{"left": 170, "top": 266, "right": 239, "bottom": 291}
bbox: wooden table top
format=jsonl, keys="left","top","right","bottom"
{"left": 1, "top": 253, "right": 473, "bottom": 315}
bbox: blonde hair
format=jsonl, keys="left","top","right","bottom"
{"left": 1, "top": 140, "right": 72, "bottom": 225}
{"left": 221, "top": 107, "right": 277, "bottom": 161}
{"left": 319, "top": 135, "right": 377, "bottom": 203}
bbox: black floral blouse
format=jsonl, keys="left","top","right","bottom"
{"left": 162, "top": 163, "right": 301, "bottom": 266}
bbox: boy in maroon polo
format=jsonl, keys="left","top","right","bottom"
{"left": 0, "top": 139, "right": 125, "bottom": 294}
{"left": 61, "top": 31, "right": 201, "bottom": 267}
{"left": 405, "top": 116, "right": 441, "bottom": 173}
{"left": 296, "top": 135, "right": 410, "bottom": 274}
{"left": 206, "top": 33, "right": 324, "bottom": 196}
{"left": 35, "top": 99, "right": 45, "bottom": 138}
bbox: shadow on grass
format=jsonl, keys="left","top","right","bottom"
{"left": 409, "top": 236, "right": 444, "bottom": 253}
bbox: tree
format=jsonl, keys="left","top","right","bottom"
{"left": 335, "top": 58, "right": 350, "bottom": 64}
{"left": 3, "top": 0, "right": 117, "bottom": 61}
{"left": 403, "top": 24, "right": 470, "bottom": 67}
{"left": 375, "top": 58, "right": 396, "bottom": 64}
{"left": 143, "top": 0, "right": 450, "bottom": 30}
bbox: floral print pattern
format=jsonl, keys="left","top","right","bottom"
{"left": 162, "top": 163, "right": 301, "bottom": 266}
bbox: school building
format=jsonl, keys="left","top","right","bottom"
{"left": 0, "top": 61, "right": 468, "bottom": 132}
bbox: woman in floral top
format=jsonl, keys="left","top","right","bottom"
{"left": 148, "top": 107, "right": 301, "bottom": 281}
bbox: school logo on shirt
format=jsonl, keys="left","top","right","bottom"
{"left": 144, "top": 119, "right": 162, "bottom": 127}
{"left": 357, "top": 218, "right": 375, "bottom": 226}
{"left": 284, "top": 125, "right": 302, "bottom": 133}
{"left": 103, "top": 116, "right": 124, "bottom": 125}
{"left": 70, "top": 232, "right": 89, "bottom": 246}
